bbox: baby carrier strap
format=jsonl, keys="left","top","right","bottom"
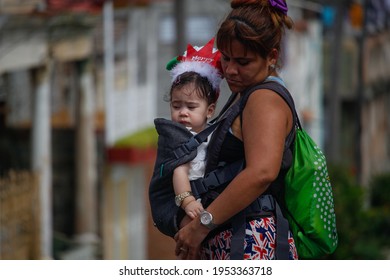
{"left": 205, "top": 93, "right": 242, "bottom": 174}
{"left": 229, "top": 194, "right": 288, "bottom": 259}
{"left": 237, "top": 81, "right": 297, "bottom": 260}
{"left": 172, "top": 120, "right": 223, "bottom": 159}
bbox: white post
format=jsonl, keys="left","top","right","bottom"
{"left": 103, "top": 0, "right": 115, "bottom": 146}
{"left": 31, "top": 63, "right": 53, "bottom": 259}
{"left": 145, "top": 7, "right": 158, "bottom": 123}
{"left": 127, "top": 8, "right": 140, "bottom": 131}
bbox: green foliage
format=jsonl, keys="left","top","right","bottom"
{"left": 366, "top": 174, "right": 390, "bottom": 253}
{"left": 325, "top": 165, "right": 388, "bottom": 260}
{"left": 370, "top": 173, "right": 390, "bottom": 208}
{"left": 114, "top": 126, "right": 158, "bottom": 149}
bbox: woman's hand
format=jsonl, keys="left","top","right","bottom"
{"left": 174, "top": 217, "right": 210, "bottom": 260}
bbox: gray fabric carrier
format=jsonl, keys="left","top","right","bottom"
{"left": 149, "top": 118, "right": 221, "bottom": 237}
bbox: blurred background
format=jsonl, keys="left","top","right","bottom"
{"left": 0, "top": 0, "right": 389, "bottom": 260}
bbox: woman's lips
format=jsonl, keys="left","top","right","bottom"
{"left": 226, "top": 78, "right": 241, "bottom": 86}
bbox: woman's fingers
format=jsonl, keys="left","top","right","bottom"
{"left": 177, "top": 246, "right": 189, "bottom": 259}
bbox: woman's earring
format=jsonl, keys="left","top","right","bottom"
{"left": 269, "top": 64, "right": 276, "bottom": 70}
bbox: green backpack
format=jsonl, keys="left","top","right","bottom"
{"left": 284, "top": 119, "right": 338, "bottom": 259}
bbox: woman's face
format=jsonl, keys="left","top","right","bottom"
{"left": 220, "top": 39, "right": 274, "bottom": 94}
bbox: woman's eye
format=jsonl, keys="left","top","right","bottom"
{"left": 238, "top": 60, "right": 249, "bottom": 66}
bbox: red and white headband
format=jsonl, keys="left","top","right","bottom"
{"left": 166, "top": 37, "right": 223, "bottom": 92}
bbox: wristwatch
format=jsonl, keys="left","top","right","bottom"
{"left": 175, "top": 191, "right": 193, "bottom": 207}
{"left": 200, "top": 210, "right": 218, "bottom": 230}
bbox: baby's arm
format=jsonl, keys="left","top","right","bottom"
{"left": 173, "top": 163, "right": 203, "bottom": 218}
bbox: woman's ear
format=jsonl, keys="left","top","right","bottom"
{"left": 268, "top": 48, "right": 279, "bottom": 67}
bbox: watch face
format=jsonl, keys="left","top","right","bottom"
{"left": 201, "top": 212, "right": 212, "bottom": 225}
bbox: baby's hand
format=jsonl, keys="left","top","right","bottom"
{"left": 185, "top": 198, "right": 204, "bottom": 219}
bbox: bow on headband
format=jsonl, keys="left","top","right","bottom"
{"left": 269, "top": 0, "right": 288, "bottom": 15}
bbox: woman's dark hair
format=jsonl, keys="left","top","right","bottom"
{"left": 217, "top": 0, "right": 293, "bottom": 64}
{"left": 169, "top": 71, "right": 219, "bottom": 105}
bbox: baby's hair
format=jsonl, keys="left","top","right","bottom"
{"left": 169, "top": 71, "right": 219, "bottom": 105}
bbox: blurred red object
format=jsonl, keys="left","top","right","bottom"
{"left": 46, "top": 0, "right": 105, "bottom": 13}
{"left": 106, "top": 147, "right": 156, "bottom": 165}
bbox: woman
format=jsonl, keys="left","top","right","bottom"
{"left": 174, "top": 0, "right": 298, "bottom": 260}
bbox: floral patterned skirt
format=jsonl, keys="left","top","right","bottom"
{"left": 199, "top": 216, "right": 298, "bottom": 260}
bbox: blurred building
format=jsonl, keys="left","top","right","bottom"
{"left": 0, "top": 0, "right": 228, "bottom": 260}
{"left": 0, "top": 0, "right": 389, "bottom": 260}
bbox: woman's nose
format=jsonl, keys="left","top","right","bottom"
{"left": 224, "top": 61, "right": 237, "bottom": 76}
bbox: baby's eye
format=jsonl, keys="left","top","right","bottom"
{"left": 171, "top": 104, "right": 180, "bottom": 110}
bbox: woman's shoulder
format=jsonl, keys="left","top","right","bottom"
{"left": 242, "top": 78, "right": 294, "bottom": 113}
{"left": 245, "top": 86, "right": 290, "bottom": 111}
{"left": 242, "top": 80, "right": 294, "bottom": 129}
